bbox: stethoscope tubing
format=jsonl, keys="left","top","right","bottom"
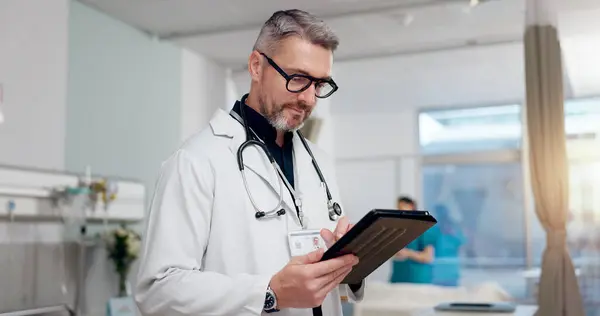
{"left": 232, "top": 95, "right": 340, "bottom": 224}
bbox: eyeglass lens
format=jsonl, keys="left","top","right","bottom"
{"left": 286, "top": 76, "right": 335, "bottom": 98}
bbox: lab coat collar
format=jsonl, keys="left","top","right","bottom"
{"left": 209, "top": 107, "right": 297, "bottom": 212}
{"left": 230, "top": 99, "right": 294, "bottom": 145}
{"left": 209, "top": 109, "right": 278, "bottom": 183}
{"left": 209, "top": 107, "right": 316, "bottom": 190}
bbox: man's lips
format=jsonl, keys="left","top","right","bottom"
{"left": 286, "top": 107, "right": 305, "bottom": 116}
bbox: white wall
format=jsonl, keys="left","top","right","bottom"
{"left": 332, "top": 42, "right": 529, "bottom": 201}
{"left": 225, "top": 69, "right": 240, "bottom": 110}
{"left": 332, "top": 42, "right": 530, "bottom": 158}
{"left": 231, "top": 69, "right": 250, "bottom": 99}
{"left": 331, "top": 43, "right": 528, "bottom": 116}
{"left": 180, "top": 49, "right": 229, "bottom": 142}
{"left": 66, "top": 0, "right": 182, "bottom": 198}
{"left": 0, "top": 0, "right": 69, "bottom": 170}
{"left": 309, "top": 96, "right": 335, "bottom": 157}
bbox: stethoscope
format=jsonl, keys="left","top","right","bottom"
{"left": 230, "top": 95, "right": 343, "bottom": 228}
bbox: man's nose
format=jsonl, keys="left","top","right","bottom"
{"left": 297, "top": 84, "right": 316, "bottom": 106}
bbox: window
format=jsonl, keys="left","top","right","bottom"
{"left": 422, "top": 163, "right": 528, "bottom": 298}
{"left": 527, "top": 97, "right": 600, "bottom": 311}
{"left": 419, "top": 104, "right": 527, "bottom": 300}
{"left": 565, "top": 97, "right": 600, "bottom": 140}
{"left": 420, "top": 99, "right": 600, "bottom": 308}
{"left": 419, "top": 104, "right": 522, "bottom": 155}
{"left": 568, "top": 162, "right": 600, "bottom": 312}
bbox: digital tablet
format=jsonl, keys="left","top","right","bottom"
{"left": 320, "top": 209, "right": 437, "bottom": 284}
{"left": 434, "top": 302, "right": 516, "bottom": 313}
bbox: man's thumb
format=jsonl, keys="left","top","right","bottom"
{"left": 291, "top": 248, "right": 324, "bottom": 264}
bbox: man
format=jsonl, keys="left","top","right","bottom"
{"left": 135, "top": 9, "right": 364, "bottom": 316}
{"left": 390, "top": 196, "right": 439, "bottom": 284}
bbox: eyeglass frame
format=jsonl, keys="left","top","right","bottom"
{"left": 259, "top": 52, "right": 338, "bottom": 99}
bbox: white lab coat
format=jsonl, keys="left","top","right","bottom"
{"left": 135, "top": 107, "right": 365, "bottom": 316}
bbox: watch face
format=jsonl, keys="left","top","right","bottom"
{"left": 264, "top": 293, "right": 275, "bottom": 309}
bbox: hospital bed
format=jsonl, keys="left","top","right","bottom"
{"left": 349, "top": 281, "right": 527, "bottom": 316}
{"left": 0, "top": 165, "right": 145, "bottom": 316}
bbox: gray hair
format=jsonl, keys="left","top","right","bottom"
{"left": 253, "top": 9, "right": 339, "bottom": 55}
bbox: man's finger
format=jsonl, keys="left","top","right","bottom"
{"left": 311, "top": 254, "right": 358, "bottom": 277}
{"left": 318, "top": 266, "right": 353, "bottom": 297}
{"left": 314, "top": 262, "right": 353, "bottom": 292}
{"left": 346, "top": 223, "right": 354, "bottom": 236}
{"left": 320, "top": 228, "right": 336, "bottom": 248}
{"left": 334, "top": 216, "right": 350, "bottom": 240}
{"left": 291, "top": 248, "right": 324, "bottom": 265}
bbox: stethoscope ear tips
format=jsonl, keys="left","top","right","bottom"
{"left": 276, "top": 209, "right": 286, "bottom": 216}
{"left": 255, "top": 211, "right": 266, "bottom": 219}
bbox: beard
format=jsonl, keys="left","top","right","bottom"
{"left": 258, "top": 94, "right": 309, "bottom": 132}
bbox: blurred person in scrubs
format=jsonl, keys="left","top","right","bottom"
{"left": 431, "top": 204, "right": 465, "bottom": 287}
{"left": 390, "top": 196, "right": 440, "bottom": 284}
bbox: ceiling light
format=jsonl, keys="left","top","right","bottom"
{"left": 387, "top": 12, "right": 414, "bottom": 26}
{"left": 470, "top": 0, "right": 480, "bottom": 6}
{"left": 402, "top": 14, "right": 414, "bottom": 26}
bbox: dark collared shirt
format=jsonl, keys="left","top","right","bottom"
{"left": 231, "top": 99, "right": 295, "bottom": 188}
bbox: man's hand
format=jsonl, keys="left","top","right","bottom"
{"left": 269, "top": 248, "right": 359, "bottom": 309}
{"left": 320, "top": 216, "right": 364, "bottom": 292}
{"left": 320, "top": 216, "right": 353, "bottom": 248}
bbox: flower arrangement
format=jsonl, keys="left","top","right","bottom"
{"left": 104, "top": 224, "right": 142, "bottom": 297}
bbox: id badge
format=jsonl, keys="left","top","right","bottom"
{"left": 288, "top": 229, "right": 327, "bottom": 257}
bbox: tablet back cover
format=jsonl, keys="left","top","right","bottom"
{"left": 330, "top": 209, "right": 437, "bottom": 284}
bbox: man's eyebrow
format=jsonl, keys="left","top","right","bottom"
{"left": 286, "top": 67, "right": 331, "bottom": 80}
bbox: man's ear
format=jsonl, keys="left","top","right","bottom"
{"left": 248, "top": 51, "right": 262, "bottom": 82}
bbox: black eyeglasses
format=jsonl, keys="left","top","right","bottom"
{"left": 260, "top": 52, "right": 338, "bottom": 99}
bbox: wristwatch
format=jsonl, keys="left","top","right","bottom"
{"left": 263, "top": 285, "right": 279, "bottom": 313}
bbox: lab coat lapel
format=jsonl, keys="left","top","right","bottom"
{"left": 231, "top": 133, "right": 281, "bottom": 193}
{"left": 210, "top": 109, "right": 280, "bottom": 189}
{"left": 210, "top": 109, "right": 298, "bottom": 219}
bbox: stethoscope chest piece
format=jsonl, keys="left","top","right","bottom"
{"left": 328, "top": 201, "right": 343, "bottom": 221}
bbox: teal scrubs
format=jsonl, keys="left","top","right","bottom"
{"left": 432, "top": 228, "right": 465, "bottom": 286}
{"left": 390, "top": 226, "right": 440, "bottom": 284}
